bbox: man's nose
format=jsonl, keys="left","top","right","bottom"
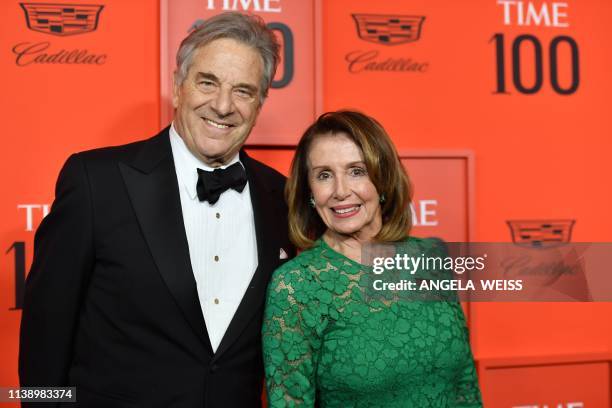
{"left": 210, "top": 88, "right": 233, "bottom": 117}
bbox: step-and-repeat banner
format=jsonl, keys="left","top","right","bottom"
{"left": 1, "top": 0, "right": 611, "bottom": 407}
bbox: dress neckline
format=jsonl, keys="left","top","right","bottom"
{"left": 316, "top": 237, "right": 367, "bottom": 268}
{"left": 316, "top": 236, "right": 415, "bottom": 270}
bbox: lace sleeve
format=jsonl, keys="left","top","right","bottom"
{"left": 263, "top": 263, "right": 327, "bottom": 408}
{"left": 449, "top": 301, "right": 483, "bottom": 407}
{"left": 427, "top": 240, "right": 482, "bottom": 406}
{"left": 455, "top": 355, "right": 482, "bottom": 407}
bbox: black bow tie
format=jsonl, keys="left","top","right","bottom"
{"left": 196, "top": 162, "right": 247, "bottom": 204}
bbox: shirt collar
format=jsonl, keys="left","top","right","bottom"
{"left": 169, "top": 122, "right": 241, "bottom": 200}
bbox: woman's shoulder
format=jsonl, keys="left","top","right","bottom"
{"left": 270, "top": 241, "right": 327, "bottom": 284}
{"left": 398, "top": 236, "right": 447, "bottom": 255}
{"left": 279, "top": 240, "right": 326, "bottom": 268}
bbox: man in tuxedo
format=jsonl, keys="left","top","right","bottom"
{"left": 19, "top": 12, "right": 294, "bottom": 407}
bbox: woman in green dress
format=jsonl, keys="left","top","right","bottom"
{"left": 262, "top": 111, "right": 482, "bottom": 407}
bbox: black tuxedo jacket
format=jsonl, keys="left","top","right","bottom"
{"left": 19, "top": 128, "right": 294, "bottom": 407}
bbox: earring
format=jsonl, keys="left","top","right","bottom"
{"left": 309, "top": 196, "right": 316, "bottom": 208}
{"left": 379, "top": 193, "right": 386, "bottom": 204}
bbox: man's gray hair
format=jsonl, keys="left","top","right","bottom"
{"left": 175, "top": 12, "right": 280, "bottom": 104}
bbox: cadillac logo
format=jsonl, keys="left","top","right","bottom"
{"left": 20, "top": 2, "right": 104, "bottom": 36}
{"left": 352, "top": 14, "right": 425, "bottom": 46}
{"left": 507, "top": 219, "right": 575, "bottom": 248}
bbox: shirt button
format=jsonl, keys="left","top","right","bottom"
{"left": 216, "top": 212, "right": 220, "bottom": 219}
{"left": 214, "top": 298, "right": 219, "bottom": 304}
{"left": 214, "top": 255, "right": 219, "bottom": 262}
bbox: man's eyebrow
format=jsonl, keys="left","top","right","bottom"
{"left": 234, "top": 82, "right": 259, "bottom": 93}
{"left": 195, "top": 72, "right": 219, "bottom": 82}
{"left": 194, "top": 72, "right": 258, "bottom": 93}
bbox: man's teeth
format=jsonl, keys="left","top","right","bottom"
{"left": 205, "top": 119, "right": 230, "bottom": 129}
{"left": 334, "top": 206, "right": 360, "bottom": 214}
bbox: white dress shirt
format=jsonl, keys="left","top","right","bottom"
{"left": 169, "top": 124, "right": 258, "bottom": 352}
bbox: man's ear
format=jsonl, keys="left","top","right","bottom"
{"left": 253, "top": 99, "right": 263, "bottom": 124}
{"left": 172, "top": 72, "right": 180, "bottom": 108}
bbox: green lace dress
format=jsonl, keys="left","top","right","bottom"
{"left": 262, "top": 238, "right": 482, "bottom": 407}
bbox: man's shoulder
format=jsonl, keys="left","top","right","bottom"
{"left": 73, "top": 127, "right": 169, "bottom": 166}
{"left": 243, "top": 156, "right": 287, "bottom": 182}
{"left": 242, "top": 152, "right": 287, "bottom": 187}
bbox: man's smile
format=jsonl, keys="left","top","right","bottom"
{"left": 202, "top": 117, "right": 234, "bottom": 129}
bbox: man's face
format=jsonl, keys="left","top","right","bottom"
{"left": 173, "top": 38, "right": 264, "bottom": 167}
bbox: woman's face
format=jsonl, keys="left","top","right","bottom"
{"left": 307, "top": 132, "right": 382, "bottom": 240}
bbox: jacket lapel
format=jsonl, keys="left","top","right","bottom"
{"left": 118, "top": 128, "right": 213, "bottom": 354}
{"left": 213, "top": 150, "right": 280, "bottom": 360}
